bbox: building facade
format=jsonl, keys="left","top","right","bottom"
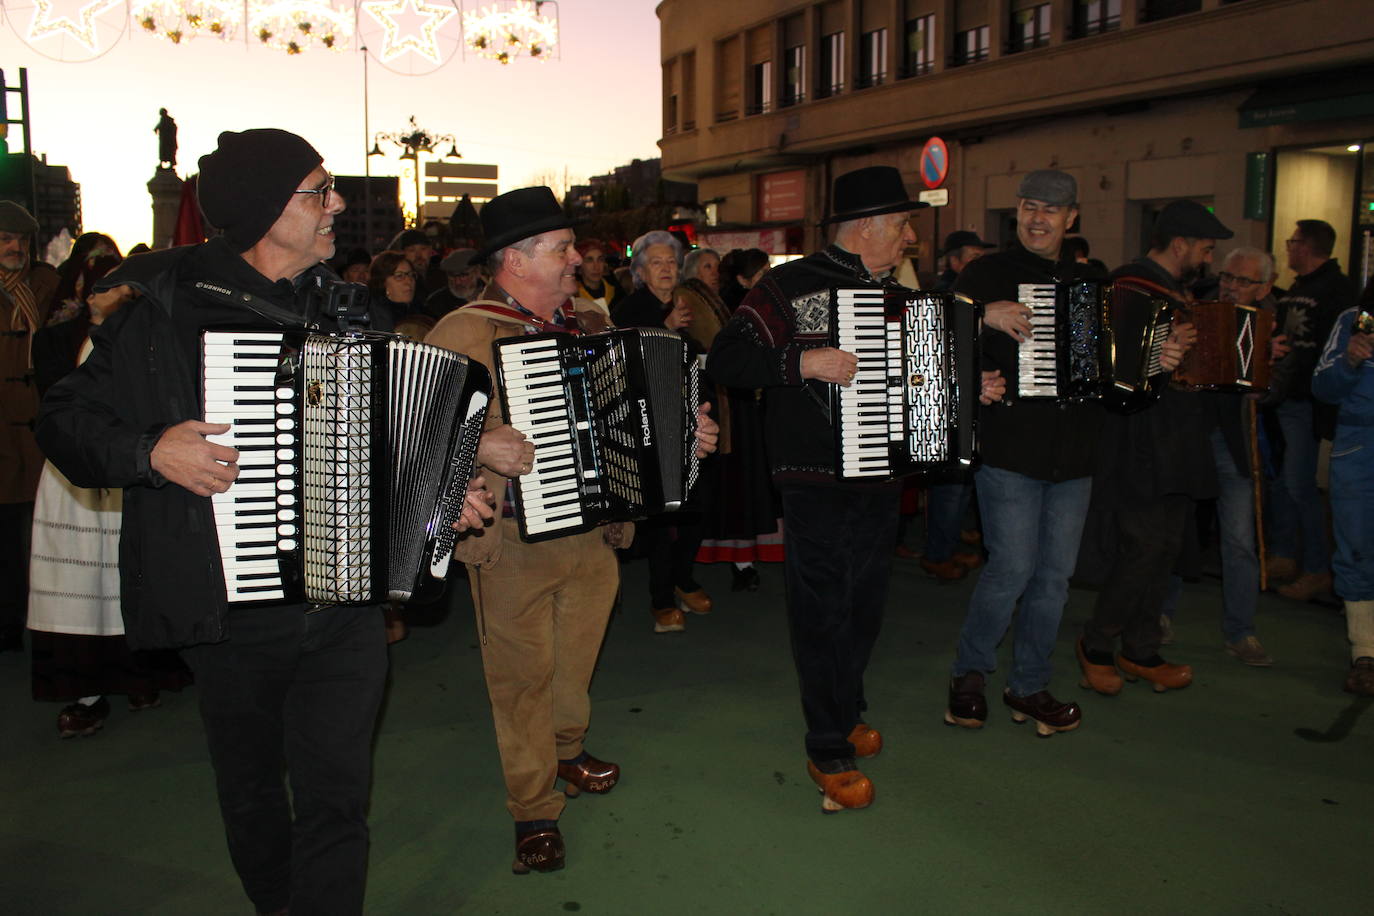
{"left": 658, "top": 0, "right": 1374, "bottom": 289}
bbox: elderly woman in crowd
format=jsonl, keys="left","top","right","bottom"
{"left": 677, "top": 248, "right": 781, "bottom": 590}
{"left": 612, "top": 231, "right": 713, "bottom": 633}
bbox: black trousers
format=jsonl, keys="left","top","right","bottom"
{"left": 780, "top": 481, "right": 899, "bottom": 763}
{"left": 643, "top": 455, "right": 716, "bottom": 609}
{"left": 1084, "top": 493, "right": 1192, "bottom": 660}
{"left": 0, "top": 502, "right": 32, "bottom": 642}
{"left": 181, "top": 603, "right": 388, "bottom": 916}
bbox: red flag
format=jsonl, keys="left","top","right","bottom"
{"left": 173, "top": 174, "right": 205, "bottom": 246}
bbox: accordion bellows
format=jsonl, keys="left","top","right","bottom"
{"left": 202, "top": 329, "right": 490, "bottom": 607}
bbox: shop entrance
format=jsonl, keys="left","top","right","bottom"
{"left": 1271, "top": 142, "right": 1371, "bottom": 291}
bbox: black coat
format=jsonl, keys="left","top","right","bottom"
{"left": 953, "top": 243, "right": 1108, "bottom": 482}
{"left": 36, "top": 239, "right": 349, "bottom": 650}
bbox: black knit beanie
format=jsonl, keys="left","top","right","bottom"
{"left": 197, "top": 129, "right": 323, "bottom": 252}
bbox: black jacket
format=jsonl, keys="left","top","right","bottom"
{"left": 36, "top": 239, "right": 348, "bottom": 650}
{"left": 611, "top": 285, "right": 671, "bottom": 331}
{"left": 708, "top": 245, "right": 896, "bottom": 485}
{"left": 953, "top": 243, "right": 1108, "bottom": 482}
{"left": 1272, "top": 258, "right": 1357, "bottom": 403}
{"left": 1093, "top": 256, "right": 1216, "bottom": 506}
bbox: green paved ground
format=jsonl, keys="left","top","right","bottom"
{"left": 3, "top": 555, "right": 1370, "bottom": 915}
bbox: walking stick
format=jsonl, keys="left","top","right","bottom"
{"left": 1249, "top": 398, "right": 1267, "bottom": 591}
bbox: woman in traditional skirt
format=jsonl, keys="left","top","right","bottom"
{"left": 28, "top": 254, "right": 191, "bottom": 737}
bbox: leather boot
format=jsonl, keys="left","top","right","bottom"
{"left": 944, "top": 670, "right": 987, "bottom": 728}
{"left": 1003, "top": 689, "right": 1082, "bottom": 737}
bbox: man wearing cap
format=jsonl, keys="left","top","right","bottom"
{"left": 710, "top": 165, "right": 1003, "bottom": 811}
{"left": 427, "top": 186, "right": 718, "bottom": 873}
{"left": 37, "top": 129, "right": 492, "bottom": 914}
{"left": 422, "top": 246, "right": 481, "bottom": 319}
{"left": 934, "top": 230, "right": 996, "bottom": 292}
{"left": 943, "top": 170, "right": 1158, "bottom": 738}
{"left": 1077, "top": 200, "right": 1225, "bottom": 695}
{"left": 0, "top": 201, "right": 58, "bottom": 652}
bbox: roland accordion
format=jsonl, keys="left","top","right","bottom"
{"left": 493, "top": 327, "right": 701, "bottom": 543}
{"left": 1174, "top": 301, "right": 1274, "bottom": 392}
{"left": 202, "top": 329, "right": 491, "bottom": 607}
{"left": 830, "top": 287, "right": 981, "bottom": 481}
{"left": 1015, "top": 281, "right": 1111, "bottom": 403}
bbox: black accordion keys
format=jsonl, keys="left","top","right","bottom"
{"left": 1102, "top": 282, "right": 1176, "bottom": 413}
{"left": 830, "top": 287, "right": 981, "bottom": 481}
{"left": 1015, "top": 282, "right": 1111, "bottom": 402}
{"left": 493, "top": 327, "right": 701, "bottom": 543}
{"left": 1174, "top": 301, "right": 1274, "bottom": 392}
{"left": 202, "top": 329, "right": 491, "bottom": 607}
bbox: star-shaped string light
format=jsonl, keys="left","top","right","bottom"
{"left": 361, "top": 0, "right": 457, "bottom": 64}
{"left": 27, "top": 0, "right": 122, "bottom": 52}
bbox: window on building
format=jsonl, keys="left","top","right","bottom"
{"left": 1143, "top": 0, "right": 1202, "bottom": 21}
{"left": 749, "top": 61, "right": 774, "bottom": 115}
{"left": 681, "top": 51, "right": 696, "bottom": 130}
{"left": 1010, "top": 4, "right": 1052, "bottom": 52}
{"left": 858, "top": 29, "right": 888, "bottom": 88}
{"left": 954, "top": 25, "right": 989, "bottom": 66}
{"left": 902, "top": 14, "right": 935, "bottom": 78}
{"left": 819, "top": 31, "right": 845, "bottom": 98}
{"left": 716, "top": 35, "right": 742, "bottom": 123}
{"left": 782, "top": 45, "right": 805, "bottom": 107}
{"left": 1071, "top": 0, "right": 1121, "bottom": 36}
{"left": 663, "top": 57, "right": 678, "bottom": 136}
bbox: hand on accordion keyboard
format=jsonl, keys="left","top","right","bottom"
{"left": 983, "top": 300, "right": 1033, "bottom": 343}
{"left": 477, "top": 424, "right": 536, "bottom": 478}
{"left": 1160, "top": 321, "right": 1197, "bottom": 373}
{"left": 801, "top": 347, "right": 859, "bottom": 386}
{"left": 979, "top": 370, "right": 1007, "bottom": 406}
{"left": 693, "top": 402, "right": 719, "bottom": 459}
{"left": 451, "top": 473, "right": 497, "bottom": 533}
{"left": 151, "top": 420, "right": 239, "bottom": 497}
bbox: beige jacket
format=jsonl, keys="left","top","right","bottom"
{"left": 424, "top": 294, "right": 627, "bottom": 569}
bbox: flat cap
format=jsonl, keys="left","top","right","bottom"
{"left": 0, "top": 200, "right": 39, "bottom": 234}
{"left": 1017, "top": 170, "right": 1077, "bottom": 206}
{"left": 440, "top": 247, "right": 478, "bottom": 273}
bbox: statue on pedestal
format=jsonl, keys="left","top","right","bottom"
{"left": 154, "top": 108, "right": 178, "bottom": 170}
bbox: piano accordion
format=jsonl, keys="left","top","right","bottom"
{"left": 202, "top": 329, "right": 491, "bottom": 607}
{"left": 493, "top": 327, "right": 701, "bottom": 543}
{"left": 1015, "top": 282, "right": 1111, "bottom": 402}
{"left": 830, "top": 287, "right": 981, "bottom": 481}
{"left": 1012, "top": 281, "right": 1174, "bottom": 413}
{"left": 1174, "top": 301, "right": 1274, "bottom": 392}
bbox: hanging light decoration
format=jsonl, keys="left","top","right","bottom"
{"left": 130, "top": 0, "right": 242, "bottom": 44}
{"left": 21, "top": 0, "right": 124, "bottom": 54}
{"left": 462, "top": 0, "right": 557, "bottom": 65}
{"left": 248, "top": 0, "right": 354, "bottom": 54}
{"left": 360, "top": 0, "right": 459, "bottom": 65}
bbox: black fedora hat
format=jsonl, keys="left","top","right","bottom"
{"left": 821, "top": 166, "right": 929, "bottom": 225}
{"left": 475, "top": 186, "right": 581, "bottom": 262}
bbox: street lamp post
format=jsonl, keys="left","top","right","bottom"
{"left": 369, "top": 116, "right": 461, "bottom": 229}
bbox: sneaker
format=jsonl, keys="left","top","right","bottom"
{"left": 1225, "top": 635, "right": 1274, "bottom": 667}
{"left": 57, "top": 697, "right": 111, "bottom": 738}
{"left": 1159, "top": 614, "right": 1176, "bottom": 646}
{"left": 1276, "top": 571, "right": 1332, "bottom": 602}
{"left": 1345, "top": 657, "right": 1374, "bottom": 697}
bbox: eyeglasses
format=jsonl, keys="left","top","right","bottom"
{"left": 390, "top": 270, "right": 416, "bottom": 280}
{"left": 293, "top": 174, "right": 336, "bottom": 204}
{"left": 1284, "top": 238, "right": 1305, "bottom": 248}
{"left": 1217, "top": 271, "right": 1264, "bottom": 288}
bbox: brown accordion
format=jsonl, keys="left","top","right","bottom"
{"left": 1174, "top": 301, "right": 1274, "bottom": 392}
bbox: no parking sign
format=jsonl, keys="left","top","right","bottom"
{"left": 920, "top": 137, "right": 949, "bottom": 190}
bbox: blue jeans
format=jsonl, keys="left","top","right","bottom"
{"left": 1163, "top": 429, "right": 1259, "bottom": 641}
{"left": 952, "top": 466, "right": 1092, "bottom": 696}
{"left": 924, "top": 482, "right": 973, "bottom": 562}
{"left": 1269, "top": 399, "right": 1330, "bottom": 573}
{"left": 1330, "top": 425, "right": 1374, "bottom": 601}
